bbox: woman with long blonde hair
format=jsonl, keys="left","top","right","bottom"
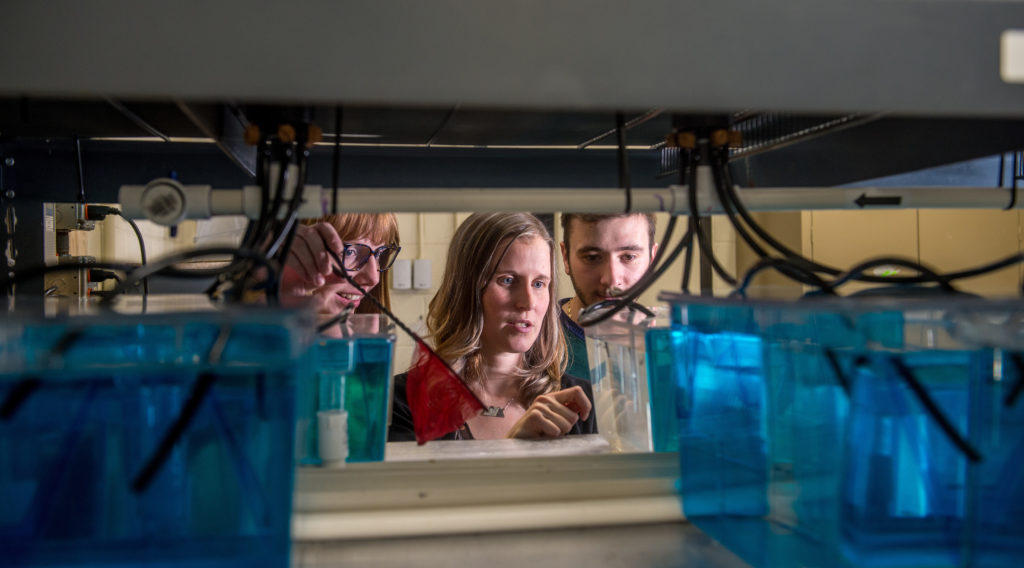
{"left": 389, "top": 212, "right": 595, "bottom": 441}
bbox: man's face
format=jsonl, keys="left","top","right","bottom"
{"left": 560, "top": 216, "right": 657, "bottom": 308}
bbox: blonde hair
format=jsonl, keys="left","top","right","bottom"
{"left": 304, "top": 213, "right": 400, "bottom": 313}
{"left": 427, "top": 212, "right": 566, "bottom": 405}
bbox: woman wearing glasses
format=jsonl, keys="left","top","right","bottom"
{"left": 389, "top": 212, "right": 596, "bottom": 441}
{"left": 281, "top": 213, "right": 401, "bottom": 326}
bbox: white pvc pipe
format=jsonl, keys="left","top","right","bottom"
{"left": 119, "top": 181, "right": 1024, "bottom": 223}
{"left": 292, "top": 185, "right": 1024, "bottom": 215}
{"left": 314, "top": 187, "right": 678, "bottom": 215}
{"left": 731, "top": 186, "right": 1024, "bottom": 212}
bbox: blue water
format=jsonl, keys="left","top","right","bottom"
{"left": 300, "top": 337, "right": 394, "bottom": 465}
{"left": 668, "top": 296, "right": 1024, "bottom": 567}
{"left": 0, "top": 315, "right": 301, "bottom": 567}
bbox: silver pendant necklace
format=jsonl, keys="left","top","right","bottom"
{"left": 481, "top": 398, "right": 515, "bottom": 418}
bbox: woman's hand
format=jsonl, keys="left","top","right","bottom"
{"left": 505, "top": 386, "right": 593, "bottom": 439}
{"left": 280, "top": 223, "right": 345, "bottom": 304}
{"left": 284, "top": 222, "right": 345, "bottom": 288}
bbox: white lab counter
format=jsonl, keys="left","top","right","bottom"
{"left": 290, "top": 439, "right": 741, "bottom": 566}
{"left": 293, "top": 521, "right": 750, "bottom": 568}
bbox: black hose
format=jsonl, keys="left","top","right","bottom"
{"left": 113, "top": 210, "right": 149, "bottom": 308}
{"left": 616, "top": 111, "right": 632, "bottom": 213}
{"left": 687, "top": 147, "right": 736, "bottom": 287}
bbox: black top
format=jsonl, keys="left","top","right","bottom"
{"left": 388, "top": 371, "right": 598, "bottom": 442}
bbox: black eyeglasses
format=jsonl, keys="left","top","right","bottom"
{"left": 341, "top": 243, "right": 401, "bottom": 272}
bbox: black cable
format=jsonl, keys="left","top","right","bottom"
{"left": 717, "top": 158, "right": 997, "bottom": 287}
{"left": 830, "top": 257, "right": 957, "bottom": 292}
{"left": 822, "top": 348, "right": 851, "bottom": 396}
{"left": 241, "top": 141, "right": 273, "bottom": 250}
{"left": 945, "top": 253, "right": 1024, "bottom": 282}
{"left": 681, "top": 222, "right": 695, "bottom": 294}
{"left": 616, "top": 111, "right": 632, "bottom": 213}
{"left": 889, "top": 356, "right": 982, "bottom": 463}
{"left": 133, "top": 324, "right": 231, "bottom": 492}
{"left": 718, "top": 154, "right": 831, "bottom": 275}
{"left": 88, "top": 269, "right": 122, "bottom": 283}
{"left": 580, "top": 298, "right": 656, "bottom": 320}
{"left": 261, "top": 143, "right": 293, "bottom": 255}
{"left": 267, "top": 212, "right": 299, "bottom": 263}
{"left": 316, "top": 305, "right": 356, "bottom": 334}
{"left": 1005, "top": 352, "right": 1024, "bottom": 407}
{"left": 265, "top": 144, "right": 312, "bottom": 304}
{"left": 696, "top": 132, "right": 1024, "bottom": 290}
{"left": 0, "top": 377, "right": 41, "bottom": 420}
{"left": 157, "top": 265, "right": 256, "bottom": 279}
{"left": 712, "top": 148, "right": 833, "bottom": 293}
{"left": 229, "top": 135, "right": 305, "bottom": 306}
{"left": 258, "top": 143, "right": 287, "bottom": 248}
{"left": 687, "top": 146, "right": 736, "bottom": 287}
{"left": 715, "top": 154, "right": 972, "bottom": 287}
{"left": 2, "top": 261, "right": 136, "bottom": 289}
{"left": 0, "top": 328, "right": 85, "bottom": 420}
{"left": 268, "top": 146, "right": 310, "bottom": 262}
{"left": 713, "top": 147, "right": 828, "bottom": 292}
{"left": 113, "top": 210, "right": 149, "bottom": 309}
{"left": 100, "top": 247, "right": 277, "bottom": 307}
{"left": 74, "top": 135, "right": 86, "bottom": 204}
{"left": 333, "top": 106, "right": 342, "bottom": 215}
{"left": 679, "top": 153, "right": 696, "bottom": 294}
{"left": 132, "top": 372, "right": 216, "bottom": 492}
{"left": 710, "top": 147, "right": 772, "bottom": 261}
{"left": 717, "top": 153, "right": 834, "bottom": 279}
{"left": 733, "top": 257, "right": 835, "bottom": 298}
{"left": 710, "top": 146, "right": 832, "bottom": 292}
{"left": 246, "top": 140, "right": 287, "bottom": 252}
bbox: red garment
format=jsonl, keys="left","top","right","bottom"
{"left": 405, "top": 341, "right": 483, "bottom": 444}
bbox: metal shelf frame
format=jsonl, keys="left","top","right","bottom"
{"left": 2, "top": 1, "right": 1024, "bottom": 117}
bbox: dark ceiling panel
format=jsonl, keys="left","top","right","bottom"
{"left": 431, "top": 108, "right": 671, "bottom": 147}
{"left": 0, "top": 98, "right": 207, "bottom": 138}
{"left": 731, "top": 117, "right": 1024, "bottom": 187}
{"left": 334, "top": 106, "right": 454, "bottom": 145}
{"left": 4, "top": 98, "right": 1024, "bottom": 189}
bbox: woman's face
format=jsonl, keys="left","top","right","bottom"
{"left": 318, "top": 236, "right": 385, "bottom": 312}
{"left": 480, "top": 236, "right": 552, "bottom": 358}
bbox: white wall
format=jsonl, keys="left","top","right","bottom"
{"left": 389, "top": 213, "right": 472, "bottom": 373}
{"left": 733, "top": 208, "right": 1024, "bottom": 298}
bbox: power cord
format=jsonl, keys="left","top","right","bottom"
{"left": 85, "top": 205, "right": 149, "bottom": 308}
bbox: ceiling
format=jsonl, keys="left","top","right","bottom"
{"left": 3, "top": 97, "right": 1024, "bottom": 189}
{"left": 0, "top": 98, "right": 677, "bottom": 148}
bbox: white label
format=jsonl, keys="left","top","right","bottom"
{"left": 1001, "top": 29, "right": 1024, "bottom": 84}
